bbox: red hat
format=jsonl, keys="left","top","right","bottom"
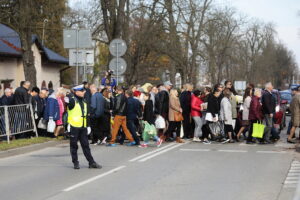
{"left": 133, "top": 91, "right": 141, "bottom": 97}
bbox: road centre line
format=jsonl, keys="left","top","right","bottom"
{"left": 63, "top": 166, "right": 126, "bottom": 192}
{"left": 139, "top": 143, "right": 186, "bottom": 162}
{"left": 180, "top": 149, "right": 211, "bottom": 152}
{"left": 218, "top": 150, "right": 248, "bottom": 153}
{"left": 256, "top": 151, "right": 287, "bottom": 154}
{"left": 129, "top": 143, "right": 176, "bottom": 162}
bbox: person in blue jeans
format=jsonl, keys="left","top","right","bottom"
{"left": 125, "top": 90, "right": 142, "bottom": 146}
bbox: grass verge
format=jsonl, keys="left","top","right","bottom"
{"left": 0, "top": 137, "right": 64, "bottom": 151}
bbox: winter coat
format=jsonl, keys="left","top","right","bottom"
{"left": 249, "top": 96, "right": 264, "bottom": 121}
{"left": 44, "top": 94, "right": 60, "bottom": 121}
{"left": 113, "top": 93, "right": 128, "bottom": 116}
{"left": 207, "top": 94, "right": 220, "bottom": 118}
{"left": 127, "top": 97, "right": 142, "bottom": 120}
{"left": 168, "top": 95, "right": 182, "bottom": 122}
{"left": 242, "top": 96, "right": 251, "bottom": 120}
{"left": 143, "top": 99, "right": 155, "bottom": 125}
{"left": 191, "top": 94, "right": 203, "bottom": 117}
{"left": 155, "top": 89, "right": 169, "bottom": 117}
{"left": 290, "top": 94, "right": 300, "bottom": 127}
{"left": 13, "top": 86, "right": 30, "bottom": 105}
{"left": 33, "top": 96, "right": 46, "bottom": 118}
{"left": 1, "top": 95, "right": 13, "bottom": 106}
{"left": 180, "top": 91, "right": 192, "bottom": 115}
{"left": 90, "top": 92, "right": 105, "bottom": 118}
{"left": 220, "top": 97, "right": 233, "bottom": 125}
{"left": 230, "top": 94, "right": 237, "bottom": 119}
{"left": 261, "top": 90, "right": 276, "bottom": 115}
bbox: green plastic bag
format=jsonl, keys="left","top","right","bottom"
{"left": 142, "top": 121, "right": 157, "bottom": 142}
{"left": 252, "top": 122, "right": 265, "bottom": 139}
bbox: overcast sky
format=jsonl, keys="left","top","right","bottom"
{"left": 229, "top": 0, "right": 300, "bottom": 66}
{"left": 70, "top": 0, "right": 300, "bottom": 66}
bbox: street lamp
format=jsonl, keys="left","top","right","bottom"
{"left": 42, "top": 19, "right": 48, "bottom": 45}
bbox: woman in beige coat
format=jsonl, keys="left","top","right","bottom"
{"left": 162, "top": 89, "right": 184, "bottom": 143}
{"left": 287, "top": 88, "right": 300, "bottom": 143}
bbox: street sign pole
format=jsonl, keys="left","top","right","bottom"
{"left": 116, "top": 43, "right": 119, "bottom": 85}
{"left": 76, "top": 29, "right": 79, "bottom": 85}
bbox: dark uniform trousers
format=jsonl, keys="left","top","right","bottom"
{"left": 70, "top": 126, "right": 95, "bottom": 165}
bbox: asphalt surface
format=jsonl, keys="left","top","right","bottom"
{"left": 0, "top": 126, "right": 299, "bottom": 200}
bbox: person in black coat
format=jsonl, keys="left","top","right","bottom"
{"left": 155, "top": 81, "right": 172, "bottom": 119}
{"left": 143, "top": 93, "right": 155, "bottom": 125}
{"left": 180, "top": 84, "right": 193, "bottom": 139}
{"left": 13, "top": 81, "right": 31, "bottom": 105}
{"left": 261, "top": 82, "right": 276, "bottom": 143}
{"left": 1, "top": 88, "right": 14, "bottom": 106}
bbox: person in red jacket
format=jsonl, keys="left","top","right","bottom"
{"left": 247, "top": 88, "right": 264, "bottom": 144}
{"left": 191, "top": 89, "right": 204, "bottom": 142}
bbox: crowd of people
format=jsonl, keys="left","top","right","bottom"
{"left": 1, "top": 74, "right": 299, "bottom": 147}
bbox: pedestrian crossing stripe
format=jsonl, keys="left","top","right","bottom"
{"left": 284, "top": 161, "right": 300, "bottom": 188}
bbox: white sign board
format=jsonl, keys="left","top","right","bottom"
{"left": 234, "top": 81, "right": 247, "bottom": 91}
{"left": 69, "top": 49, "right": 94, "bottom": 67}
{"left": 63, "top": 29, "right": 93, "bottom": 49}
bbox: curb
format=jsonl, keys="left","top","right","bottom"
{"left": 0, "top": 140, "right": 68, "bottom": 159}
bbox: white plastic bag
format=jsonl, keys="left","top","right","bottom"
{"left": 155, "top": 115, "right": 166, "bottom": 129}
{"left": 38, "top": 118, "right": 47, "bottom": 130}
{"left": 47, "top": 118, "right": 56, "bottom": 133}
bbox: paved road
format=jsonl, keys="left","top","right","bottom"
{"left": 0, "top": 131, "right": 299, "bottom": 200}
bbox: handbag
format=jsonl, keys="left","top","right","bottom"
{"left": 174, "top": 111, "right": 184, "bottom": 122}
{"left": 252, "top": 122, "right": 265, "bottom": 138}
{"left": 38, "top": 118, "right": 47, "bottom": 130}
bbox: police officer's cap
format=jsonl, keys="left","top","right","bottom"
{"left": 72, "top": 84, "right": 85, "bottom": 92}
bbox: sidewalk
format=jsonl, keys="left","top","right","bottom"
{"left": 0, "top": 140, "right": 68, "bottom": 159}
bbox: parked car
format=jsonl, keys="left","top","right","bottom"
{"left": 279, "top": 90, "right": 292, "bottom": 115}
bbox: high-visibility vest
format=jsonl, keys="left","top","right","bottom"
{"left": 68, "top": 98, "right": 87, "bottom": 128}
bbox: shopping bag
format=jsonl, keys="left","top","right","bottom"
{"left": 142, "top": 121, "right": 157, "bottom": 141}
{"left": 252, "top": 122, "right": 265, "bottom": 138}
{"left": 155, "top": 115, "right": 166, "bottom": 129}
{"left": 47, "top": 119, "right": 56, "bottom": 133}
{"left": 38, "top": 118, "right": 47, "bottom": 130}
{"left": 205, "top": 113, "right": 218, "bottom": 122}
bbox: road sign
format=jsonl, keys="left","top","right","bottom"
{"left": 234, "top": 81, "right": 247, "bottom": 91}
{"left": 69, "top": 49, "right": 94, "bottom": 67}
{"left": 63, "top": 29, "right": 93, "bottom": 49}
{"left": 109, "top": 39, "right": 127, "bottom": 57}
{"left": 109, "top": 57, "right": 127, "bottom": 75}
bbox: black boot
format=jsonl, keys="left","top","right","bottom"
{"left": 74, "top": 163, "right": 80, "bottom": 170}
{"left": 89, "top": 162, "right": 102, "bottom": 169}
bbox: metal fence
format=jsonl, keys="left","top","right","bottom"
{"left": 0, "top": 104, "right": 37, "bottom": 143}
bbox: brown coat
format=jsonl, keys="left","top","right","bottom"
{"left": 168, "top": 96, "right": 182, "bottom": 121}
{"left": 291, "top": 94, "right": 300, "bottom": 127}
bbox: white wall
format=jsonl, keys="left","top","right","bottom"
{"left": 0, "top": 57, "right": 25, "bottom": 89}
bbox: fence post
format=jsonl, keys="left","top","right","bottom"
{"left": 4, "top": 106, "right": 10, "bottom": 144}
{"left": 29, "top": 104, "right": 38, "bottom": 137}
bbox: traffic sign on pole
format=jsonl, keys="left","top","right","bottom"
{"left": 109, "top": 39, "right": 127, "bottom": 57}
{"left": 109, "top": 57, "right": 127, "bottom": 75}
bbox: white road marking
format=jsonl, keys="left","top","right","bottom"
{"left": 63, "top": 166, "right": 126, "bottom": 192}
{"left": 139, "top": 143, "right": 186, "bottom": 162}
{"left": 286, "top": 177, "right": 300, "bottom": 180}
{"left": 284, "top": 185, "right": 297, "bottom": 188}
{"left": 285, "top": 181, "right": 299, "bottom": 184}
{"left": 129, "top": 143, "right": 177, "bottom": 162}
{"left": 180, "top": 149, "right": 211, "bottom": 152}
{"left": 288, "top": 173, "right": 300, "bottom": 176}
{"left": 218, "top": 150, "right": 248, "bottom": 153}
{"left": 239, "top": 143, "right": 257, "bottom": 146}
{"left": 256, "top": 151, "right": 287, "bottom": 154}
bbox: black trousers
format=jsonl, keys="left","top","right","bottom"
{"left": 164, "top": 121, "right": 181, "bottom": 137}
{"left": 247, "top": 120, "right": 258, "bottom": 142}
{"left": 127, "top": 119, "right": 140, "bottom": 145}
{"left": 100, "top": 114, "right": 111, "bottom": 140}
{"left": 90, "top": 117, "right": 101, "bottom": 143}
{"left": 70, "top": 126, "right": 95, "bottom": 165}
{"left": 182, "top": 112, "right": 193, "bottom": 138}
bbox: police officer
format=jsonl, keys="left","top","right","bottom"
{"left": 65, "top": 85, "right": 102, "bottom": 170}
